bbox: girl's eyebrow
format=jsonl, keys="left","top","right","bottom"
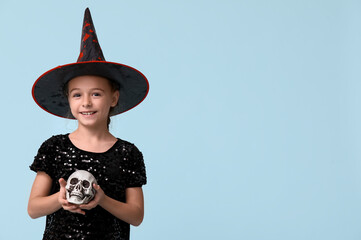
{"left": 91, "top": 88, "right": 105, "bottom": 92}
{"left": 69, "top": 88, "right": 105, "bottom": 93}
{"left": 69, "top": 88, "right": 80, "bottom": 94}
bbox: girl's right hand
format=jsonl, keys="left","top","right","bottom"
{"left": 58, "top": 178, "right": 85, "bottom": 215}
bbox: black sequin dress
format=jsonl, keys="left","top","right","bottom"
{"left": 30, "top": 134, "right": 147, "bottom": 240}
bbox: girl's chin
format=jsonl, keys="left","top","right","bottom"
{"left": 75, "top": 114, "right": 98, "bottom": 122}
{"left": 76, "top": 118, "right": 108, "bottom": 128}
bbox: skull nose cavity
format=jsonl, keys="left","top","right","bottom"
{"left": 75, "top": 182, "right": 82, "bottom": 190}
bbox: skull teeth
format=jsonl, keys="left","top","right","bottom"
{"left": 70, "top": 192, "right": 83, "bottom": 198}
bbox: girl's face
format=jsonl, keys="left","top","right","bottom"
{"left": 67, "top": 75, "right": 119, "bottom": 129}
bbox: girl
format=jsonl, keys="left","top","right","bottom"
{"left": 28, "top": 8, "right": 149, "bottom": 240}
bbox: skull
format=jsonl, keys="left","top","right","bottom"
{"left": 65, "top": 170, "right": 97, "bottom": 205}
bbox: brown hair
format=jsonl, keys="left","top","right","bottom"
{"left": 106, "top": 79, "right": 120, "bottom": 128}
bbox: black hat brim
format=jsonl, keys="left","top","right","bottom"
{"left": 32, "top": 61, "right": 149, "bottom": 119}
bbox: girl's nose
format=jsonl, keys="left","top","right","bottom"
{"left": 82, "top": 96, "right": 92, "bottom": 107}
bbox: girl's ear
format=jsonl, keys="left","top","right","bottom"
{"left": 111, "top": 90, "right": 120, "bottom": 107}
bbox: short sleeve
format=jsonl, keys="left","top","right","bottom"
{"left": 125, "top": 145, "right": 147, "bottom": 188}
{"left": 29, "top": 137, "right": 56, "bottom": 179}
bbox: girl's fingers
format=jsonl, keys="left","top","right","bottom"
{"left": 63, "top": 202, "right": 79, "bottom": 209}
{"left": 59, "top": 178, "right": 67, "bottom": 188}
{"left": 59, "top": 199, "right": 68, "bottom": 205}
{"left": 62, "top": 204, "right": 85, "bottom": 215}
{"left": 79, "top": 204, "right": 88, "bottom": 209}
{"left": 69, "top": 205, "right": 85, "bottom": 215}
{"left": 74, "top": 210, "right": 85, "bottom": 215}
{"left": 63, "top": 205, "right": 75, "bottom": 210}
{"left": 58, "top": 178, "right": 67, "bottom": 201}
{"left": 67, "top": 208, "right": 85, "bottom": 215}
{"left": 79, "top": 201, "right": 95, "bottom": 210}
{"left": 62, "top": 202, "right": 75, "bottom": 208}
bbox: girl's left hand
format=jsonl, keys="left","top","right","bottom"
{"left": 79, "top": 184, "right": 105, "bottom": 210}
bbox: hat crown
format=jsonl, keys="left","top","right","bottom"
{"left": 77, "top": 8, "right": 105, "bottom": 62}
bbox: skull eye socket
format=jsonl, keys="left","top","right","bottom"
{"left": 83, "top": 180, "right": 90, "bottom": 188}
{"left": 70, "top": 178, "right": 79, "bottom": 185}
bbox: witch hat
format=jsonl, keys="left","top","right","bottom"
{"left": 32, "top": 8, "right": 149, "bottom": 119}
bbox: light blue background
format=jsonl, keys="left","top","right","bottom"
{"left": 1, "top": 0, "right": 361, "bottom": 239}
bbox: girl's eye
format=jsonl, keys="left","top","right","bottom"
{"left": 72, "top": 93, "right": 81, "bottom": 98}
{"left": 92, "top": 92, "right": 101, "bottom": 97}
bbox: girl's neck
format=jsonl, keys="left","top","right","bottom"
{"left": 72, "top": 124, "right": 112, "bottom": 139}
{"left": 68, "top": 126, "right": 117, "bottom": 153}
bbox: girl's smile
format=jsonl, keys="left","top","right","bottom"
{"left": 81, "top": 111, "right": 97, "bottom": 115}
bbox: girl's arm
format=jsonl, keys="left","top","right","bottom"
{"left": 80, "top": 186, "right": 144, "bottom": 226}
{"left": 28, "top": 172, "right": 85, "bottom": 218}
{"left": 27, "top": 171, "right": 61, "bottom": 219}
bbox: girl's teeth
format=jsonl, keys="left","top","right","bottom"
{"left": 82, "top": 112, "right": 94, "bottom": 115}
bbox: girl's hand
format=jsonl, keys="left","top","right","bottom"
{"left": 58, "top": 178, "right": 85, "bottom": 215}
{"left": 79, "top": 184, "right": 105, "bottom": 210}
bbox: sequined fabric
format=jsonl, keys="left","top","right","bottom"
{"left": 30, "top": 134, "right": 146, "bottom": 240}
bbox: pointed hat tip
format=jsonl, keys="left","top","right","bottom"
{"left": 84, "top": 7, "right": 92, "bottom": 21}
{"left": 85, "top": 7, "right": 90, "bottom": 15}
